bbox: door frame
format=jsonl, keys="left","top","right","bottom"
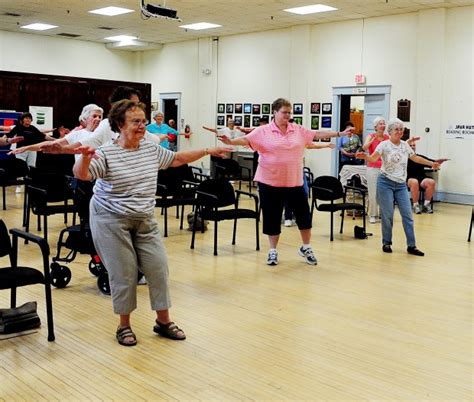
{"left": 331, "top": 85, "right": 391, "bottom": 175}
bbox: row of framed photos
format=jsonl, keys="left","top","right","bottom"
{"left": 217, "top": 114, "right": 332, "bottom": 130}
{"left": 217, "top": 102, "right": 333, "bottom": 115}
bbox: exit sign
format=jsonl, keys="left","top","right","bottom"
{"left": 355, "top": 74, "right": 366, "bottom": 84}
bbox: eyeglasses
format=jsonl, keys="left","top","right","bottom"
{"left": 128, "top": 118, "right": 147, "bottom": 126}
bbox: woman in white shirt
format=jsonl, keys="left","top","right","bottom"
{"left": 356, "top": 118, "right": 439, "bottom": 256}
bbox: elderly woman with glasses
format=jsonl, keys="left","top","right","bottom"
{"left": 356, "top": 118, "right": 439, "bottom": 256}
{"left": 73, "top": 100, "right": 230, "bottom": 346}
{"left": 218, "top": 97, "right": 353, "bottom": 267}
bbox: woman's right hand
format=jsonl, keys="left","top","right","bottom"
{"left": 355, "top": 152, "right": 367, "bottom": 160}
{"left": 217, "top": 134, "right": 232, "bottom": 145}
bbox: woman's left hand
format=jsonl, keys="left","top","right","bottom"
{"left": 208, "top": 146, "right": 234, "bottom": 157}
{"left": 339, "top": 126, "right": 355, "bottom": 137}
{"left": 355, "top": 152, "right": 367, "bottom": 160}
{"left": 74, "top": 145, "right": 98, "bottom": 159}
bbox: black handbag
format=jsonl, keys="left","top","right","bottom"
{"left": 0, "top": 301, "right": 41, "bottom": 334}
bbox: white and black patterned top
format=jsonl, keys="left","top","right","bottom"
{"left": 375, "top": 140, "right": 414, "bottom": 183}
{"left": 88, "top": 139, "right": 175, "bottom": 216}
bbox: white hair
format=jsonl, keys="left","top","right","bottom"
{"left": 373, "top": 116, "right": 386, "bottom": 129}
{"left": 79, "top": 104, "right": 103, "bottom": 123}
{"left": 387, "top": 118, "right": 404, "bottom": 133}
{"left": 152, "top": 111, "right": 164, "bottom": 119}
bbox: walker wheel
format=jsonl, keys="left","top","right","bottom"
{"left": 97, "top": 273, "right": 111, "bottom": 295}
{"left": 50, "top": 263, "right": 72, "bottom": 288}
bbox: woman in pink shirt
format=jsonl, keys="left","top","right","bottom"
{"left": 219, "top": 98, "right": 353, "bottom": 267}
{"left": 362, "top": 116, "right": 389, "bottom": 224}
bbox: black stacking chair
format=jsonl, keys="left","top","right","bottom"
{"left": 190, "top": 178, "right": 259, "bottom": 256}
{"left": 0, "top": 219, "right": 55, "bottom": 341}
{"left": 311, "top": 175, "right": 367, "bottom": 241}
{"left": 0, "top": 157, "right": 29, "bottom": 210}
{"left": 215, "top": 159, "right": 252, "bottom": 191}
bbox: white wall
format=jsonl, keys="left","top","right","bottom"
{"left": 1, "top": 6, "right": 472, "bottom": 200}
{"left": 0, "top": 31, "right": 139, "bottom": 81}
{"left": 139, "top": 6, "right": 472, "bottom": 200}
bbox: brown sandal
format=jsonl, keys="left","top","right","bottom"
{"left": 116, "top": 326, "right": 137, "bottom": 346}
{"left": 153, "top": 321, "right": 186, "bottom": 340}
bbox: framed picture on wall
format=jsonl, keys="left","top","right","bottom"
{"left": 322, "top": 103, "right": 332, "bottom": 115}
{"left": 293, "top": 103, "right": 303, "bottom": 115}
{"left": 234, "top": 115, "right": 242, "bottom": 126}
{"left": 226, "top": 115, "right": 233, "bottom": 123}
{"left": 217, "top": 104, "right": 225, "bottom": 113}
{"left": 243, "top": 103, "right": 252, "bottom": 114}
{"left": 293, "top": 116, "right": 303, "bottom": 125}
{"left": 226, "top": 104, "right": 234, "bottom": 113}
{"left": 310, "top": 103, "right": 320, "bottom": 114}
{"left": 217, "top": 115, "right": 225, "bottom": 126}
{"left": 244, "top": 115, "right": 251, "bottom": 128}
{"left": 252, "top": 116, "right": 260, "bottom": 126}
{"left": 252, "top": 104, "right": 261, "bottom": 114}
{"left": 262, "top": 115, "right": 269, "bottom": 123}
{"left": 321, "top": 116, "right": 332, "bottom": 128}
{"left": 262, "top": 103, "right": 271, "bottom": 114}
{"left": 235, "top": 103, "right": 243, "bottom": 113}
{"left": 311, "top": 115, "right": 320, "bottom": 130}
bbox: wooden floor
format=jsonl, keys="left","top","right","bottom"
{"left": 0, "top": 187, "right": 472, "bottom": 400}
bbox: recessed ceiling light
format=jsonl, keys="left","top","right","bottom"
{"left": 104, "top": 35, "right": 138, "bottom": 42}
{"left": 89, "top": 7, "right": 134, "bottom": 16}
{"left": 179, "top": 22, "right": 222, "bottom": 31}
{"left": 21, "top": 23, "right": 58, "bottom": 31}
{"left": 283, "top": 4, "right": 337, "bottom": 15}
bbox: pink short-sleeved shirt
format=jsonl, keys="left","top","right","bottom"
{"left": 367, "top": 133, "right": 389, "bottom": 168}
{"left": 246, "top": 122, "right": 314, "bottom": 187}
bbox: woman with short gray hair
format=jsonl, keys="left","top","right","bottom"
{"left": 357, "top": 118, "right": 438, "bottom": 256}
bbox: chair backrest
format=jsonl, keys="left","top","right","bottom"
{"left": 0, "top": 220, "right": 12, "bottom": 257}
{"left": 157, "top": 164, "right": 194, "bottom": 196}
{"left": 312, "top": 175, "right": 344, "bottom": 201}
{"left": 36, "top": 153, "right": 74, "bottom": 176}
{"left": 197, "top": 179, "right": 235, "bottom": 207}
{"left": 216, "top": 159, "right": 240, "bottom": 177}
{"left": 27, "top": 167, "right": 73, "bottom": 203}
{"left": 0, "top": 158, "right": 29, "bottom": 180}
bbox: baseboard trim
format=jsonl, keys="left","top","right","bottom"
{"left": 435, "top": 191, "right": 474, "bottom": 205}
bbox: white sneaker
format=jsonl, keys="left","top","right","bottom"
{"left": 284, "top": 219, "right": 293, "bottom": 227}
{"left": 138, "top": 276, "right": 147, "bottom": 285}
{"left": 413, "top": 204, "right": 422, "bottom": 214}
{"left": 369, "top": 216, "right": 378, "bottom": 224}
{"left": 266, "top": 249, "right": 278, "bottom": 266}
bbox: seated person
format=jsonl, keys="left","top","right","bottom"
{"left": 338, "top": 121, "right": 363, "bottom": 168}
{"left": 407, "top": 141, "right": 448, "bottom": 214}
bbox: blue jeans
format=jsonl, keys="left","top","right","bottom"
{"left": 377, "top": 174, "right": 416, "bottom": 248}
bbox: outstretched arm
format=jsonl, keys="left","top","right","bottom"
{"left": 306, "top": 142, "right": 336, "bottom": 150}
{"left": 312, "top": 126, "right": 354, "bottom": 140}
{"left": 356, "top": 151, "right": 381, "bottom": 163}
{"left": 410, "top": 154, "right": 440, "bottom": 170}
{"left": 217, "top": 134, "right": 250, "bottom": 147}
{"left": 171, "top": 146, "right": 234, "bottom": 167}
{"left": 72, "top": 146, "right": 96, "bottom": 181}
{"left": 202, "top": 126, "right": 218, "bottom": 134}
{"left": 1, "top": 135, "right": 24, "bottom": 147}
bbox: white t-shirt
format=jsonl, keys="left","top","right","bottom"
{"left": 79, "top": 119, "right": 161, "bottom": 148}
{"left": 64, "top": 128, "right": 95, "bottom": 161}
{"left": 218, "top": 127, "right": 245, "bottom": 152}
{"left": 375, "top": 140, "right": 414, "bottom": 183}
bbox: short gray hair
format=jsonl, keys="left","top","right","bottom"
{"left": 152, "top": 111, "right": 164, "bottom": 119}
{"left": 387, "top": 118, "right": 404, "bottom": 133}
{"left": 373, "top": 116, "right": 386, "bottom": 128}
{"left": 79, "top": 104, "right": 103, "bottom": 124}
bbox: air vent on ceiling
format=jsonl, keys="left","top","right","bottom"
{"left": 98, "top": 26, "right": 114, "bottom": 30}
{"left": 56, "top": 33, "right": 81, "bottom": 38}
{"left": 3, "top": 12, "right": 21, "bottom": 17}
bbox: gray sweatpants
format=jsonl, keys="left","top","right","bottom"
{"left": 89, "top": 201, "right": 172, "bottom": 315}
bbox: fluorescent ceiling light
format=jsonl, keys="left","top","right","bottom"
{"left": 89, "top": 7, "right": 134, "bottom": 16}
{"left": 21, "top": 23, "right": 58, "bottom": 31}
{"left": 179, "top": 22, "right": 222, "bottom": 30}
{"left": 283, "top": 4, "right": 337, "bottom": 15}
{"left": 105, "top": 35, "right": 138, "bottom": 41}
